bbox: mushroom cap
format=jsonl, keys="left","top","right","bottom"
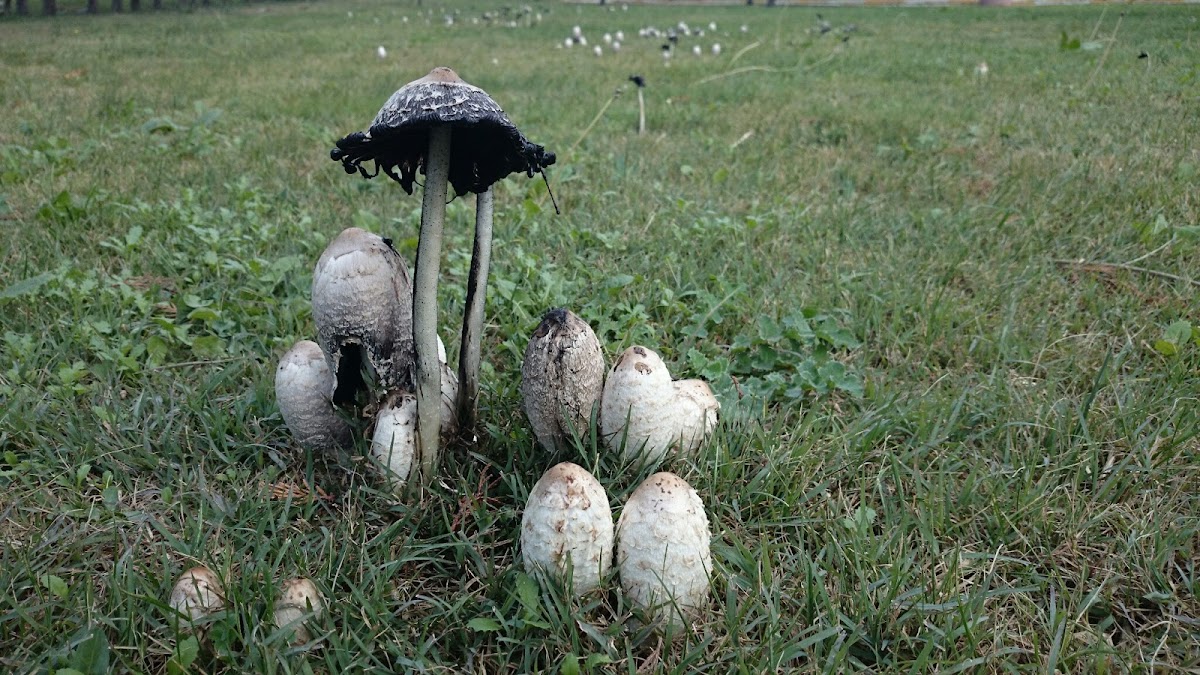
{"left": 273, "top": 577, "right": 324, "bottom": 645}
{"left": 168, "top": 566, "right": 225, "bottom": 626}
{"left": 520, "top": 308, "right": 605, "bottom": 454}
{"left": 331, "top": 66, "right": 556, "bottom": 196}
{"left": 520, "top": 462, "right": 613, "bottom": 596}
{"left": 312, "top": 227, "right": 414, "bottom": 402}
{"left": 370, "top": 337, "right": 458, "bottom": 493}
{"left": 276, "top": 340, "right": 353, "bottom": 451}
{"left": 616, "top": 472, "right": 711, "bottom": 634}
{"left": 599, "top": 346, "right": 719, "bottom": 465}
{"left": 671, "top": 379, "right": 720, "bottom": 455}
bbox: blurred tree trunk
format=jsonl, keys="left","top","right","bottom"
{"left": 86, "top": 0, "right": 96, "bottom": 12}
{"left": 41, "top": 0, "right": 54, "bottom": 15}
{"left": 152, "top": 0, "right": 160, "bottom": 8}
{"left": 130, "top": 0, "right": 139, "bottom": 10}
{"left": 111, "top": 0, "right": 121, "bottom": 11}
{"left": 16, "top": 0, "right": 27, "bottom": 14}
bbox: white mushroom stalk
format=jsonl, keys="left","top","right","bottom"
{"left": 331, "top": 67, "right": 556, "bottom": 487}
{"left": 413, "top": 125, "right": 451, "bottom": 482}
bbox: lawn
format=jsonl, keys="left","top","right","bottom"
{"left": 1, "top": 0, "right": 1198, "bottom": 672}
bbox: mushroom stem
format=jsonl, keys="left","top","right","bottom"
{"left": 637, "top": 88, "right": 646, "bottom": 135}
{"left": 413, "top": 125, "right": 451, "bottom": 484}
{"left": 456, "top": 187, "right": 493, "bottom": 434}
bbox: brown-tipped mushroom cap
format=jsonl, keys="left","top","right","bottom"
{"left": 520, "top": 308, "right": 605, "bottom": 454}
{"left": 331, "top": 67, "right": 556, "bottom": 196}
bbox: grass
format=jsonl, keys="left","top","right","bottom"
{"left": 1, "top": 0, "right": 1198, "bottom": 672}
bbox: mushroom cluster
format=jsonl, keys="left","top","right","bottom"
{"left": 278, "top": 66, "right": 556, "bottom": 492}
{"left": 517, "top": 308, "right": 719, "bottom": 635}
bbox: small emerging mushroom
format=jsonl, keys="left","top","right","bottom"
{"left": 168, "top": 566, "right": 225, "bottom": 629}
{"left": 617, "top": 472, "right": 711, "bottom": 635}
{"left": 521, "top": 462, "right": 613, "bottom": 596}
{"left": 331, "top": 66, "right": 555, "bottom": 484}
{"left": 311, "top": 227, "right": 413, "bottom": 405}
{"left": 371, "top": 338, "right": 459, "bottom": 493}
{"left": 599, "top": 346, "right": 719, "bottom": 466}
{"left": 520, "top": 309, "right": 605, "bottom": 454}
{"left": 272, "top": 577, "right": 324, "bottom": 646}
{"left": 275, "top": 340, "right": 352, "bottom": 451}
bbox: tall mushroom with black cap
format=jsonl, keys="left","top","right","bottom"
{"left": 330, "top": 67, "right": 555, "bottom": 485}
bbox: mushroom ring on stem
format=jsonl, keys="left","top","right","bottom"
{"left": 330, "top": 66, "right": 556, "bottom": 486}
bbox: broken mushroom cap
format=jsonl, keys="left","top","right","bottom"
{"left": 520, "top": 308, "right": 606, "bottom": 454}
{"left": 312, "top": 227, "right": 414, "bottom": 403}
{"left": 521, "top": 462, "right": 613, "bottom": 596}
{"left": 272, "top": 577, "right": 324, "bottom": 646}
{"left": 276, "top": 340, "right": 353, "bottom": 451}
{"left": 599, "top": 345, "right": 718, "bottom": 466}
{"left": 168, "top": 566, "right": 225, "bottom": 628}
{"left": 617, "top": 472, "right": 712, "bottom": 635}
{"left": 330, "top": 66, "right": 556, "bottom": 196}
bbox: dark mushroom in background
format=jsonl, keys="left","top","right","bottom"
{"left": 331, "top": 67, "right": 556, "bottom": 485}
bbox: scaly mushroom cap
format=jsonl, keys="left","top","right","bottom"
{"left": 600, "top": 346, "right": 718, "bottom": 466}
{"left": 312, "top": 227, "right": 414, "bottom": 403}
{"left": 520, "top": 308, "right": 605, "bottom": 454}
{"left": 616, "top": 472, "right": 711, "bottom": 634}
{"left": 370, "top": 338, "right": 458, "bottom": 492}
{"left": 520, "top": 462, "right": 614, "bottom": 596}
{"left": 168, "top": 566, "right": 225, "bottom": 627}
{"left": 276, "top": 340, "right": 353, "bottom": 451}
{"left": 330, "top": 66, "right": 556, "bottom": 196}
{"left": 273, "top": 577, "right": 324, "bottom": 646}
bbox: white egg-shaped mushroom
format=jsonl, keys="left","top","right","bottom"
{"left": 520, "top": 462, "right": 613, "bottom": 596}
{"left": 276, "top": 340, "right": 352, "bottom": 451}
{"left": 599, "top": 346, "right": 719, "bottom": 466}
{"left": 272, "top": 577, "right": 324, "bottom": 645}
{"left": 168, "top": 566, "right": 225, "bottom": 628}
{"left": 371, "top": 337, "right": 458, "bottom": 493}
{"left": 312, "top": 227, "right": 414, "bottom": 405}
{"left": 617, "top": 472, "right": 711, "bottom": 634}
{"left": 520, "top": 309, "right": 605, "bottom": 454}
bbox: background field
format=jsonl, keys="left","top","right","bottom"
{"left": 1, "top": 1, "right": 1198, "bottom": 672}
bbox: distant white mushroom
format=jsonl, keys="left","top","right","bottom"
{"left": 572, "top": 25, "right": 583, "bottom": 38}
{"left": 594, "top": 45, "right": 603, "bottom": 57}
{"left": 708, "top": 21, "right": 717, "bottom": 31}
{"left": 603, "top": 32, "right": 612, "bottom": 44}
{"left": 272, "top": 578, "right": 324, "bottom": 646}
{"left": 711, "top": 43, "right": 722, "bottom": 56}
{"left": 617, "top": 472, "right": 711, "bottom": 635}
{"left": 615, "top": 30, "right": 625, "bottom": 41}
{"left": 169, "top": 566, "right": 225, "bottom": 629}
{"left": 599, "top": 346, "right": 719, "bottom": 467}
{"left": 975, "top": 61, "right": 990, "bottom": 77}
{"left": 564, "top": 37, "right": 573, "bottom": 48}
{"left": 692, "top": 45, "right": 702, "bottom": 57}
{"left": 612, "top": 41, "right": 621, "bottom": 51}
{"left": 521, "top": 309, "right": 605, "bottom": 454}
{"left": 521, "top": 462, "right": 613, "bottom": 596}
{"left": 276, "top": 340, "right": 352, "bottom": 452}
{"left": 376, "top": 45, "right": 387, "bottom": 59}
{"left": 579, "top": 36, "right": 588, "bottom": 46}
{"left": 740, "top": 24, "right": 749, "bottom": 33}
